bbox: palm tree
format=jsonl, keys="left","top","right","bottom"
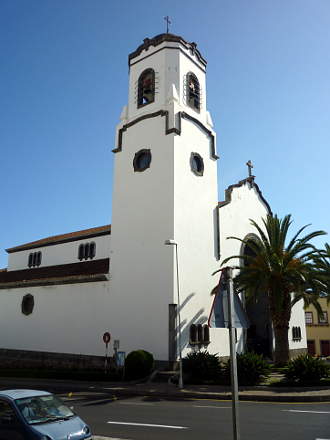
{"left": 308, "top": 243, "right": 330, "bottom": 300}
{"left": 221, "top": 214, "right": 327, "bottom": 365}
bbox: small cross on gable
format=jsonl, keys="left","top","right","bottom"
{"left": 164, "top": 16, "right": 171, "bottom": 33}
{"left": 246, "top": 160, "right": 254, "bottom": 178}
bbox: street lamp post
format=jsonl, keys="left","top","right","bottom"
{"left": 164, "top": 239, "right": 183, "bottom": 389}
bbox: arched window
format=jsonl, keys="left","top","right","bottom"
{"left": 90, "top": 242, "right": 96, "bottom": 259}
{"left": 189, "top": 324, "right": 197, "bottom": 345}
{"left": 137, "top": 69, "right": 155, "bottom": 107}
{"left": 78, "top": 242, "right": 96, "bottom": 261}
{"left": 78, "top": 244, "right": 84, "bottom": 261}
{"left": 186, "top": 72, "right": 200, "bottom": 111}
{"left": 243, "top": 238, "right": 258, "bottom": 267}
{"left": 292, "top": 326, "right": 302, "bottom": 341}
{"left": 28, "top": 252, "right": 42, "bottom": 268}
{"left": 203, "top": 325, "right": 210, "bottom": 344}
{"left": 197, "top": 324, "right": 203, "bottom": 343}
{"left": 84, "top": 243, "right": 90, "bottom": 260}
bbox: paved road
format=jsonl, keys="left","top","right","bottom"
{"left": 64, "top": 395, "right": 330, "bottom": 440}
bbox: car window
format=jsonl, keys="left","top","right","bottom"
{"left": 0, "top": 400, "right": 18, "bottom": 426}
{"left": 15, "top": 394, "right": 74, "bottom": 425}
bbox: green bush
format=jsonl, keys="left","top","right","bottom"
{"left": 224, "top": 352, "right": 271, "bottom": 385}
{"left": 182, "top": 350, "right": 222, "bottom": 384}
{"left": 125, "top": 350, "right": 154, "bottom": 380}
{"left": 284, "top": 354, "right": 329, "bottom": 385}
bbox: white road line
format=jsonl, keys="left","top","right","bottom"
{"left": 282, "top": 410, "right": 330, "bottom": 414}
{"left": 119, "top": 401, "right": 154, "bottom": 406}
{"left": 193, "top": 405, "right": 230, "bottom": 409}
{"left": 107, "top": 421, "right": 188, "bottom": 429}
{"left": 94, "top": 437, "right": 132, "bottom": 440}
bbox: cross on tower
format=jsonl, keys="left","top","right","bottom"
{"left": 164, "top": 16, "right": 171, "bottom": 33}
{"left": 246, "top": 160, "right": 254, "bottom": 178}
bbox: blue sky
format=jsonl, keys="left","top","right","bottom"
{"left": 0, "top": 0, "right": 329, "bottom": 268}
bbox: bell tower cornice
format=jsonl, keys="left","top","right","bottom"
{"left": 128, "top": 33, "right": 207, "bottom": 72}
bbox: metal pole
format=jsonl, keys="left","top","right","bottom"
{"left": 226, "top": 267, "right": 240, "bottom": 440}
{"left": 174, "top": 244, "right": 184, "bottom": 389}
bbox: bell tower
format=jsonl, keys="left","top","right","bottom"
{"left": 110, "top": 34, "right": 219, "bottom": 363}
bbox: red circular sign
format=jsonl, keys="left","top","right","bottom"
{"left": 103, "top": 332, "right": 111, "bottom": 344}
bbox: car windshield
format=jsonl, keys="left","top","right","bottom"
{"left": 15, "top": 394, "right": 74, "bottom": 425}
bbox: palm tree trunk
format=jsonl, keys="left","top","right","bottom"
{"left": 273, "top": 323, "right": 290, "bottom": 365}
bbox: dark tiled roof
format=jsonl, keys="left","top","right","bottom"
{"left": 0, "top": 258, "right": 109, "bottom": 289}
{"left": 6, "top": 225, "right": 111, "bottom": 254}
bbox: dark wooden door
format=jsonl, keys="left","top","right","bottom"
{"left": 307, "top": 340, "right": 315, "bottom": 355}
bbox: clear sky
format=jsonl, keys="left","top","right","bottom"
{"left": 0, "top": 0, "right": 329, "bottom": 268}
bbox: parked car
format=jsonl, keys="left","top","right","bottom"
{"left": 0, "top": 389, "right": 92, "bottom": 440}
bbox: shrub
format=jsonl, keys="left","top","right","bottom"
{"left": 125, "top": 350, "right": 154, "bottom": 380}
{"left": 182, "top": 350, "right": 222, "bottom": 384}
{"left": 224, "top": 352, "right": 271, "bottom": 385}
{"left": 284, "top": 354, "right": 329, "bottom": 385}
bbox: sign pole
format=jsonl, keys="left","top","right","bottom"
{"left": 226, "top": 267, "right": 240, "bottom": 440}
{"left": 103, "top": 332, "right": 111, "bottom": 374}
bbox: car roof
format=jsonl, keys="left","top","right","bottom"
{"left": 0, "top": 389, "right": 51, "bottom": 401}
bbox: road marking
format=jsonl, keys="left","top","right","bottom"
{"left": 193, "top": 405, "right": 230, "bottom": 409}
{"left": 94, "top": 437, "right": 132, "bottom": 440}
{"left": 119, "top": 401, "right": 154, "bottom": 406}
{"left": 282, "top": 410, "right": 330, "bottom": 414}
{"left": 107, "top": 421, "right": 188, "bottom": 429}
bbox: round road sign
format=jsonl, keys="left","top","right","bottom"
{"left": 103, "top": 332, "right": 111, "bottom": 344}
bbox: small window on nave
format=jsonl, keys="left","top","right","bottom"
{"left": 137, "top": 69, "right": 155, "bottom": 107}
{"left": 22, "top": 294, "right": 34, "bottom": 316}
{"left": 28, "top": 251, "right": 42, "bottom": 268}
{"left": 78, "top": 242, "right": 96, "bottom": 261}
{"left": 186, "top": 72, "right": 200, "bottom": 111}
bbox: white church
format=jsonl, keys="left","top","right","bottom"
{"left": 0, "top": 33, "right": 307, "bottom": 369}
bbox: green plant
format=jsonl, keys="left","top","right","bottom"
{"left": 219, "top": 214, "right": 326, "bottom": 365}
{"left": 182, "top": 350, "right": 222, "bottom": 384}
{"left": 124, "top": 350, "right": 154, "bottom": 380}
{"left": 284, "top": 354, "right": 329, "bottom": 385}
{"left": 224, "top": 352, "right": 271, "bottom": 385}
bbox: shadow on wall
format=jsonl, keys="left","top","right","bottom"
{"left": 176, "top": 291, "right": 210, "bottom": 354}
{"left": 177, "top": 291, "right": 248, "bottom": 358}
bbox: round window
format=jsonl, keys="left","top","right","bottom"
{"left": 22, "top": 294, "right": 34, "bottom": 316}
{"left": 190, "top": 153, "right": 204, "bottom": 176}
{"left": 133, "top": 149, "right": 152, "bottom": 172}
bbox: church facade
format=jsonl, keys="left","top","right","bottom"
{"left": 0, "top": 34, "right": 307, "bottom": 369}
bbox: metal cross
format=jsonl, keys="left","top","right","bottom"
{"left": 164, "top": 16, "right": 171, "bottom": 33}
{"left": 246, "top": 160, "right": 254, "bottom": 177}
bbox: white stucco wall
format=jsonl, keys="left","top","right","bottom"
{"left": 110, "top": 114, "right": 175, "bottom": 361}
{"left": 289, "top": 299, "right": 307, "bottom": 351}
{"left": 0, "top": 281, "right": 111, "bottom": 356}
{"left": 7, "top": 235, "right": 111, "bottom": 271}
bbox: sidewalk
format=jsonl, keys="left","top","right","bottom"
{"left": 1, "top": 376, "right": 330, "bottom": 402}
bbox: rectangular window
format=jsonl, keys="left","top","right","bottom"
{"left": 305, "top": 311, "right": 313, "bottom": 325}
{"left": 318, "top": 311, "right": 328, "bottom": 324}
{"left": 0, "top": 400, "right": 16, "bottom": 425}
{"left": 320, "top": 340, "right": 330, "bottom": 357}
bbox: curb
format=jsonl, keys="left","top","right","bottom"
{"left": 100, "top": 387, "right": 330, "bottom": 403}
{"left": 1, "top": 377, "right": 330, "bottom": 403}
